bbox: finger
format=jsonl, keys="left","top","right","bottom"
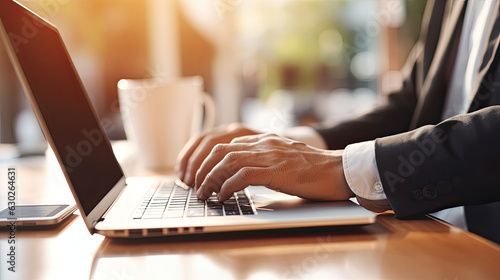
{"left": 175, "top": 132, "right": 206, "bottom": 182}
{"left": 194, "top": 144, "right": 251, "bottom": 191}
{"left": 183, "top": 135, "right": 220, "bottom": 186}
{"left": 182, "top": 126, "right": 259, "bottom": 186}
{"left": 217, "top": 167, "right": 269, "bottom": 201}
{"left": 196, "top": 151, "right": 268, "bottom": 200}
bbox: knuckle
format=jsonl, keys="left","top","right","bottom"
{"left": 263, "top": 132, "right": 278, "bottom": 137}
{"left": 230, "top": 136, "right": 244, "bottom": 143}
{"left": 212, "top": 143, "right": 228, "bottom": 156}
{"left": 236, "top": 167, "right": 256, "bottom": 182}
{"left": 204, "top": 170, "right": 214, "bottom": 183}
{"left": 290, "top": 140, "right": 306, "bottom": 147}
{"left": 261, "top": 136, "right": 281, "bottom": 146}
{"left": 206, "top": 170, "right": 227, "bottom": 187}
{"left": 224, "top": 151, "right": 240, "bottom": 163}
{"left": 223, "top": 152, "right": 241, "bottom": 171}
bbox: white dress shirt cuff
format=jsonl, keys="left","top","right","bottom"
{"left": 281, "top": 126, "right": 328, "bottom": 149}
{"left": 342, "top": 140, "right": 387, "bottom": 200}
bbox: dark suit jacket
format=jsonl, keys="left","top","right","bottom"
{"left": 316, "top": 0, "right": 500, "bottom": 243}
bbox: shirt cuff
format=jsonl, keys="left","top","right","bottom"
{"left": 281, "top": 126, "right": 328, "bottom": 149}
{"left": 342, "top": 140, "right": 387, "bottom": 200}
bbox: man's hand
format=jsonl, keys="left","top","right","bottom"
{"left": 194, "top": 133, "right": 354, "bottom": 202}
{"left": 175, "top": 123, "right": 259, "bottom": 186}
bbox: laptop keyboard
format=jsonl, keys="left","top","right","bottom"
{"left": 132, "top": 180, "right": 256, "bottom": 219}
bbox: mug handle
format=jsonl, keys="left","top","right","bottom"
{"left": 201, "top": 92, "right": 216, "bottom": 132}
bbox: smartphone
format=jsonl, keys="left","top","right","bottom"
{"left": 0, "top": 204, "right": 77, "bottom": 226}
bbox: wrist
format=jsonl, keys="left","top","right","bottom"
{"left": 325, "top": 149, "right": 354, "bottom": 200}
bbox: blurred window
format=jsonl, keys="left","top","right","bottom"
{"left": 0, "top": 0, "right": 426, "bottom": 145}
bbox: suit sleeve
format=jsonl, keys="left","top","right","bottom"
{"left": 375, "top": 106, "right": 500, "bottom": 218}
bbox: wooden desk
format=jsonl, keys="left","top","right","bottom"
{"left": 0, "top": 146, "right": 499, "bottom": 280}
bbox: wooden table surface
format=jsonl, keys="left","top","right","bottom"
{"left": 0, "top": 145, "right": 499, "bottom": 280}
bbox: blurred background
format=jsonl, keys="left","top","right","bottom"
{"left": 0, "top": 0, "right": 426, "bottom": 153}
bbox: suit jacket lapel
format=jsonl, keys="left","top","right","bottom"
{"left": 410, "top": 0, "right": 466, "bottom": 129}
{"left": 468, "top": 2, "right": 500, "bottom": 112}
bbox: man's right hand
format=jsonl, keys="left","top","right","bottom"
{"left": 175, "top": 123, "right": 259, "bottom": 186}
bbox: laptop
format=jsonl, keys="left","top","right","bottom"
{"left": 0, "top": 0, "right": 375, "bottom": 238}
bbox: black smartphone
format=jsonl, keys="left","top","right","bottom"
{"left": 0, "top": 204, "right": 77, "bottom": 226}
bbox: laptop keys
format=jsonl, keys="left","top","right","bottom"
{"left": 132, "top": 182, "right": 160, "bottom": 219}
{"left": 223, "top": 203, "right": 238, "bottom": 211}
{"left": 207, "top": 209, "right": 224, "bottom": 216}
{"left": 133, "top": 181, "right": 256, "bottom": 219}
{"left": 186, "top": 208, "right": 205, "bottom": 217}
{"left": 132, "top": 211, "right": 145, "bottom": 219}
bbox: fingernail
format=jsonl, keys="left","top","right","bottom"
{"left": 196, "top": 188, "right": 203, "bottom": 199}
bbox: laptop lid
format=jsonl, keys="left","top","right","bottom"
{"left": 0, "top": 0, "right": 126, "bottom": 233}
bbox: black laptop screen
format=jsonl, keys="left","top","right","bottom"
{"left": 0, "top": 1, "right": 124, "bottom": 215}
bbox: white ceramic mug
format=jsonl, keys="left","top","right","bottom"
{"left": 118, "top": 76, "right": 215, "bottom": 171}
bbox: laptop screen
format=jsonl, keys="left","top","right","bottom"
{"left": 0, "top": 1, "right": 124, "bottom": 215}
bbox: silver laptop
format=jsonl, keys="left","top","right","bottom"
{"left": 0, "top": 0, "right": 375, "bottom": 238}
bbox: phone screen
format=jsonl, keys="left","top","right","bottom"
{"left": 0, "top": 205, "right": 69, "bottom": 218}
